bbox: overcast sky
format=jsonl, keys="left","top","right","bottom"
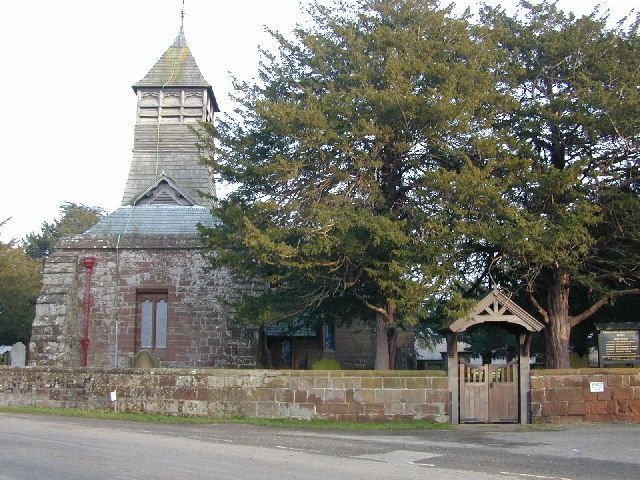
{"left": 0, "top": 0, "right": 636, "bottom": 242}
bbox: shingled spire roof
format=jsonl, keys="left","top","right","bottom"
{"left": 133, "top": 30, "right": 219, "bottom": 111}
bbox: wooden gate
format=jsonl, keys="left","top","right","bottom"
{"left": 459, "top": 360, "right": 519, "bottom": 423}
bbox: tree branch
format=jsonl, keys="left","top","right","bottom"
{"left": 570, "top": 288, "right": 640, "bottom": 327}
{"left": 527, "top": 284, "right": 549, "bottom": 324}
{"left": 343, "top": 265, "right": 363, "bottom": 289}
{"left": 353, "top": 292, "right": 391, "bottom": 322}
{"left": 463, "top": 253, "right": 501, "bottom": 298}
{"left": 617, "top": 176, "right": 640, "bottom": 191}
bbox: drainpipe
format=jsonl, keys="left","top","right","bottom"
{"left": 82, "top": 256, "right": 97, "bottom": 367}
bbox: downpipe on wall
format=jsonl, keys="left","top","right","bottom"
{"left": 82, "top": 256, "right": 96, "bottom": 367}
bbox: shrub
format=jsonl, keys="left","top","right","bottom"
{"left": 311, "top": 358, "right": 341, "bottom": 370}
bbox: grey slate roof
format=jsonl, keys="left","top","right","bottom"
{"left": 85, "top": 206, "right": 217, "bottom": 236}
{"left": 133, "top": 30, "right": 211, "bottom": 90}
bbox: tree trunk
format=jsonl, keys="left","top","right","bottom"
{"left": 374, "top": 313, "right": 389, "bottom": 370}
{"left": 544, "top": 270, "right": 572, "bottom": 368}
{"left": 374, "top": 311, "right": 397, "bottom": 370}
{"left": 258, "top": 327, "right": 273, "bottom": 368}
{"left": 387, "top": 325, "right": 398, "bottom": 370}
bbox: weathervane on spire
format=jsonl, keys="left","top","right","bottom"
{"left": 180, "top": 0, "right": 185, "bottom": 33}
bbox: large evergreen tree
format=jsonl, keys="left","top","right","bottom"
{"left": 199, "top": 0, "right": 501, "bottom": 369}
{"left": 200, "top": 0, "right": 638, "bottom": 369}
{"left": 423, "top": 2, "right": 640, "bottom": 368}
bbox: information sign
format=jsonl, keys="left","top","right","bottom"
{"left": 596, "top": 324, "right": 640, "bottom": 366}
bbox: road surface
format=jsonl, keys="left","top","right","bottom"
{"left": 1, "top": 413, "right": 638, "bottom": 479}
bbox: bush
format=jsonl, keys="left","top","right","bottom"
{"left": 311, "top": 358, "right": 341, "bottom": 370}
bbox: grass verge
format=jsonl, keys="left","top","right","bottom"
{"left": 0, "top": 406, "right": 449, "bottom": 431}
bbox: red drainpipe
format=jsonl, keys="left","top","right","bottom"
{"left": 82, "top": 256, "right": 97, "bottom": 367}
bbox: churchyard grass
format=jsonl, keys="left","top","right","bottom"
{"left": 0, "top": 406, "right": 449, "bottom": 430}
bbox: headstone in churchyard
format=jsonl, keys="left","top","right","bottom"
{"left": 130, "top": 350, "right": 157, "bottom": 368}
{"left": 596, "top": 323, "right": 640, "bottom": 367}
{"left": 9, "top": 342, "right": 26, "bottom": 366}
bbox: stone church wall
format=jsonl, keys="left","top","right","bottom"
{"left": 29, "top": 235, "right": 259, "bottom": 369}
{"left": 332, "top": 324, "right": 377, "bottom": 369}
{"left": 329, "top": 326, "right": 413, "bottom": 370}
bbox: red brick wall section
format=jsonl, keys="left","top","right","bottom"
{"left": 531, "top": 368, "right": 640, "bottom": 423}
{"left": 0, "top": 367, "right": 449, "bottom": 423}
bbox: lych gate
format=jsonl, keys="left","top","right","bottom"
{"left": 444, "top": 289, "right": 545, "bottom": 425}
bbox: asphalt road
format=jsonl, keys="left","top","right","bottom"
{"left": 0, "top": 413, "right": 638, "bottom": 480}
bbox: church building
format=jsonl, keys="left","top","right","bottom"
{"left": 28, "top": 26, "right": 408, "bottom": 370}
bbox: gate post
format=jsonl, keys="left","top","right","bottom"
{"left": 519, "top": 333, "right": 532, "bottom": 425}
{"left": 446, "top": 333, "right": 459, "bottom": 425}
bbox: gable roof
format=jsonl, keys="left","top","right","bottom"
{"left": 121, "top": 148, "right": 217, "bottom": 207}
{"left": 133, "top": 30, "right": 219, "bottom": 111}
{"left": 133, "top": 173, "right": 197, "bottom": 206}
{"left": 447, "top": 289, "right": 545, "bottom": 334}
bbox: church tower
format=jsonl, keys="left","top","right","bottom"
{"left": 123, "top": 29, "right": 219, "bottom": 207}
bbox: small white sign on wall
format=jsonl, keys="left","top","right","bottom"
{"left": 110, "top": 390, "right": 117, "bottom": 402}
{"left": 589, "top": 381, "right": 605, "bottom": 393}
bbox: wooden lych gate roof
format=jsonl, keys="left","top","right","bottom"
{"left": 446, "top": 289, "right": 545, "bottom": 334}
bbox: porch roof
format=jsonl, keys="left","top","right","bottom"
{"left": 445, "top": 289, "right": 545, "bottom": 334}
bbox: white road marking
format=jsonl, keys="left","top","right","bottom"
{"left": 182, "top": 434, "right": 233, "bottom": 443}
{"left": 356, "top": 449, "right": 442, "bottom": 464}
{"left": 275, "top": 445, "right": 323, "bottom": 454}
{"left": 499, "top": 472, "right": 573, "bottom": 480}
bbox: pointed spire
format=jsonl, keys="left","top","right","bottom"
{"left": 180, "top": 0, "right": 185, "bottom": 33}
{"left": 171, "top": 28, "right": 188, "bottom": 48}
{"left": 133, "top": 29, "right": 211, "bottom": 91}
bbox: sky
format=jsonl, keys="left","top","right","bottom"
{"left": 0, "top": 0, "right": 636, "bottom": 242}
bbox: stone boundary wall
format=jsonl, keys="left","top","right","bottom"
{"left": 531, "top": 368, "right": 640, "bottom": 423}
{"left": 0, "top": 367, "right": 449, "bottom": 423}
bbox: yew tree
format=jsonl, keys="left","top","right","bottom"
{"left": 199, "top": 0, "right": 501, "bottom": 369}
{"left": 423, "top": 2, "right": 640, "bottom": 368}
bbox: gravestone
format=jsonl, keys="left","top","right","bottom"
{"left": 130, "top": 350, "right": 157, "bottom": 368}
{"left": 9, "top": 342, "right": 26, "bottom": 366}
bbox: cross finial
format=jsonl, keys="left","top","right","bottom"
{"left": 180, "top": 0, "right": 185, "bottom": 33}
